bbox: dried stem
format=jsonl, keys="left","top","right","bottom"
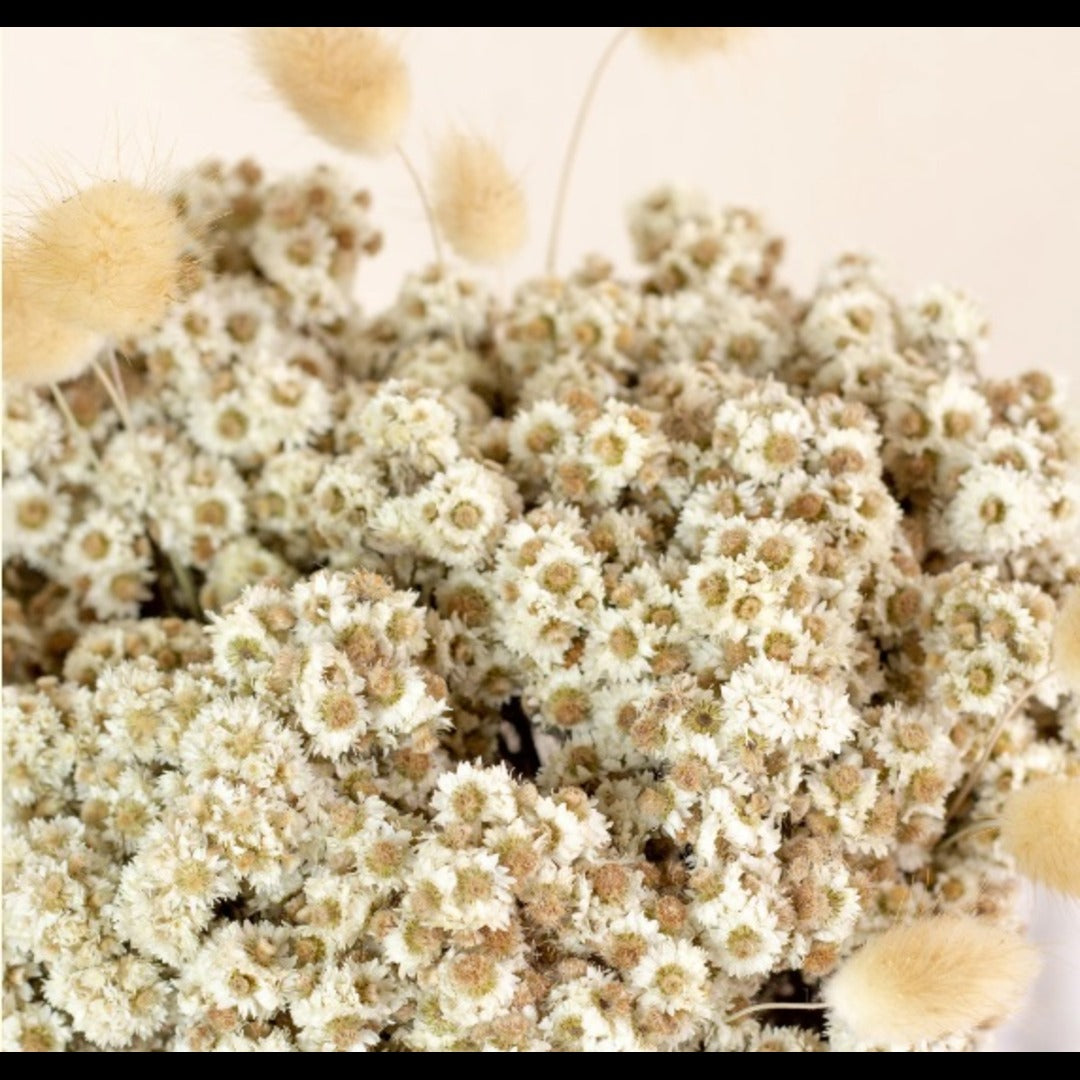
{"left": 937, "top": 819, "right": 999, "bottom": 852}
{"left": 154, "top": 537, "right": 203, "bottom": 622}
{"left": 109, "top": 349, "right": 131, "bottom": 419}
{"left": 90, "top": 355, "right": 132, "bottom": 428}
{"left": 49, "top": 382, "right": 97, "bottom": 460}
{"left": 396, "top": 143, "right": 444, "bottom": 267}
{"left": 546, "top": 27, "right": 632, "bottom": 276}
{"left": 947, "top": 673, "right": 1052, "bottom": 821}
{"left": 395, "top": 142, "right": 464, "bottom": 351}
{"left": 171, "top": 555, "right": 204, "bottom": 622}
{"left": 725, "top": 1001, "right": 827, "bottom": 1024}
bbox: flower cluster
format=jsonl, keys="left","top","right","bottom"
{"left": 4, "top": 161, "right": 1079, "bottom": 1052}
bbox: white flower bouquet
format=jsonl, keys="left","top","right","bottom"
{"left": 3, "top": 28, "right": 1078, "bottom": 1053}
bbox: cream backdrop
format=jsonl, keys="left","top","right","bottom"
{"left": 3, "top": 26, "right": 1079, "bottom": 1051}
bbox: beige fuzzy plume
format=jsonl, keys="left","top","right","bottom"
{"left": 1052, "top": 588, "right": 1080, "bottom": 694}
{"left": 2, "top": 249, "right": 99, "bottom": 385}
{"left": 432, "top": 135, "right": 527, "bottom": 263}
{"left": 1002, "top": 778, "right": 1080, "bottom": 897}
{"left": 251, "top": 27, "right": 410, "bottom": 154}
{"left": 824, "top": 916, "right": 1040, "bottom": 1045}
{"left": 638, "top": 27, "right": 745, "bottom": 60}
{"left": 16, "top": 180, "right": 187, "bottom": 338}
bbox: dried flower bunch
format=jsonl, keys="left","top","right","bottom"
{"left": 4, "top": 27, "right": 1080, "bottom": 1053}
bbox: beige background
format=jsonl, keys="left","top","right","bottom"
{"left": 3, "top": 26, "right": 1079, "bottom": 1050}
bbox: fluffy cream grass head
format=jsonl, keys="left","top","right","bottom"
{"left": 432, "top": 134, "right": 527, "bottom": 264}
{"left": 16, "top": 180, "right": 187, "bottom": 339}
{"left": 252, "top": 27, "right": 410, "bottom": 154}
{"left": 1052, "top": 588, "right": 1080, "bottom": 694}
{"left": 638, "top": 27, "right": 746, "bottom": 61}
{"left": 3, "top": 249, "right": 99, "bottom": 385}
{"left": 1002, "top": 778, "right": 1080, "bottom": 897}
{"left": 824, "top": 916, "right": 1040, "bottom": 1046}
